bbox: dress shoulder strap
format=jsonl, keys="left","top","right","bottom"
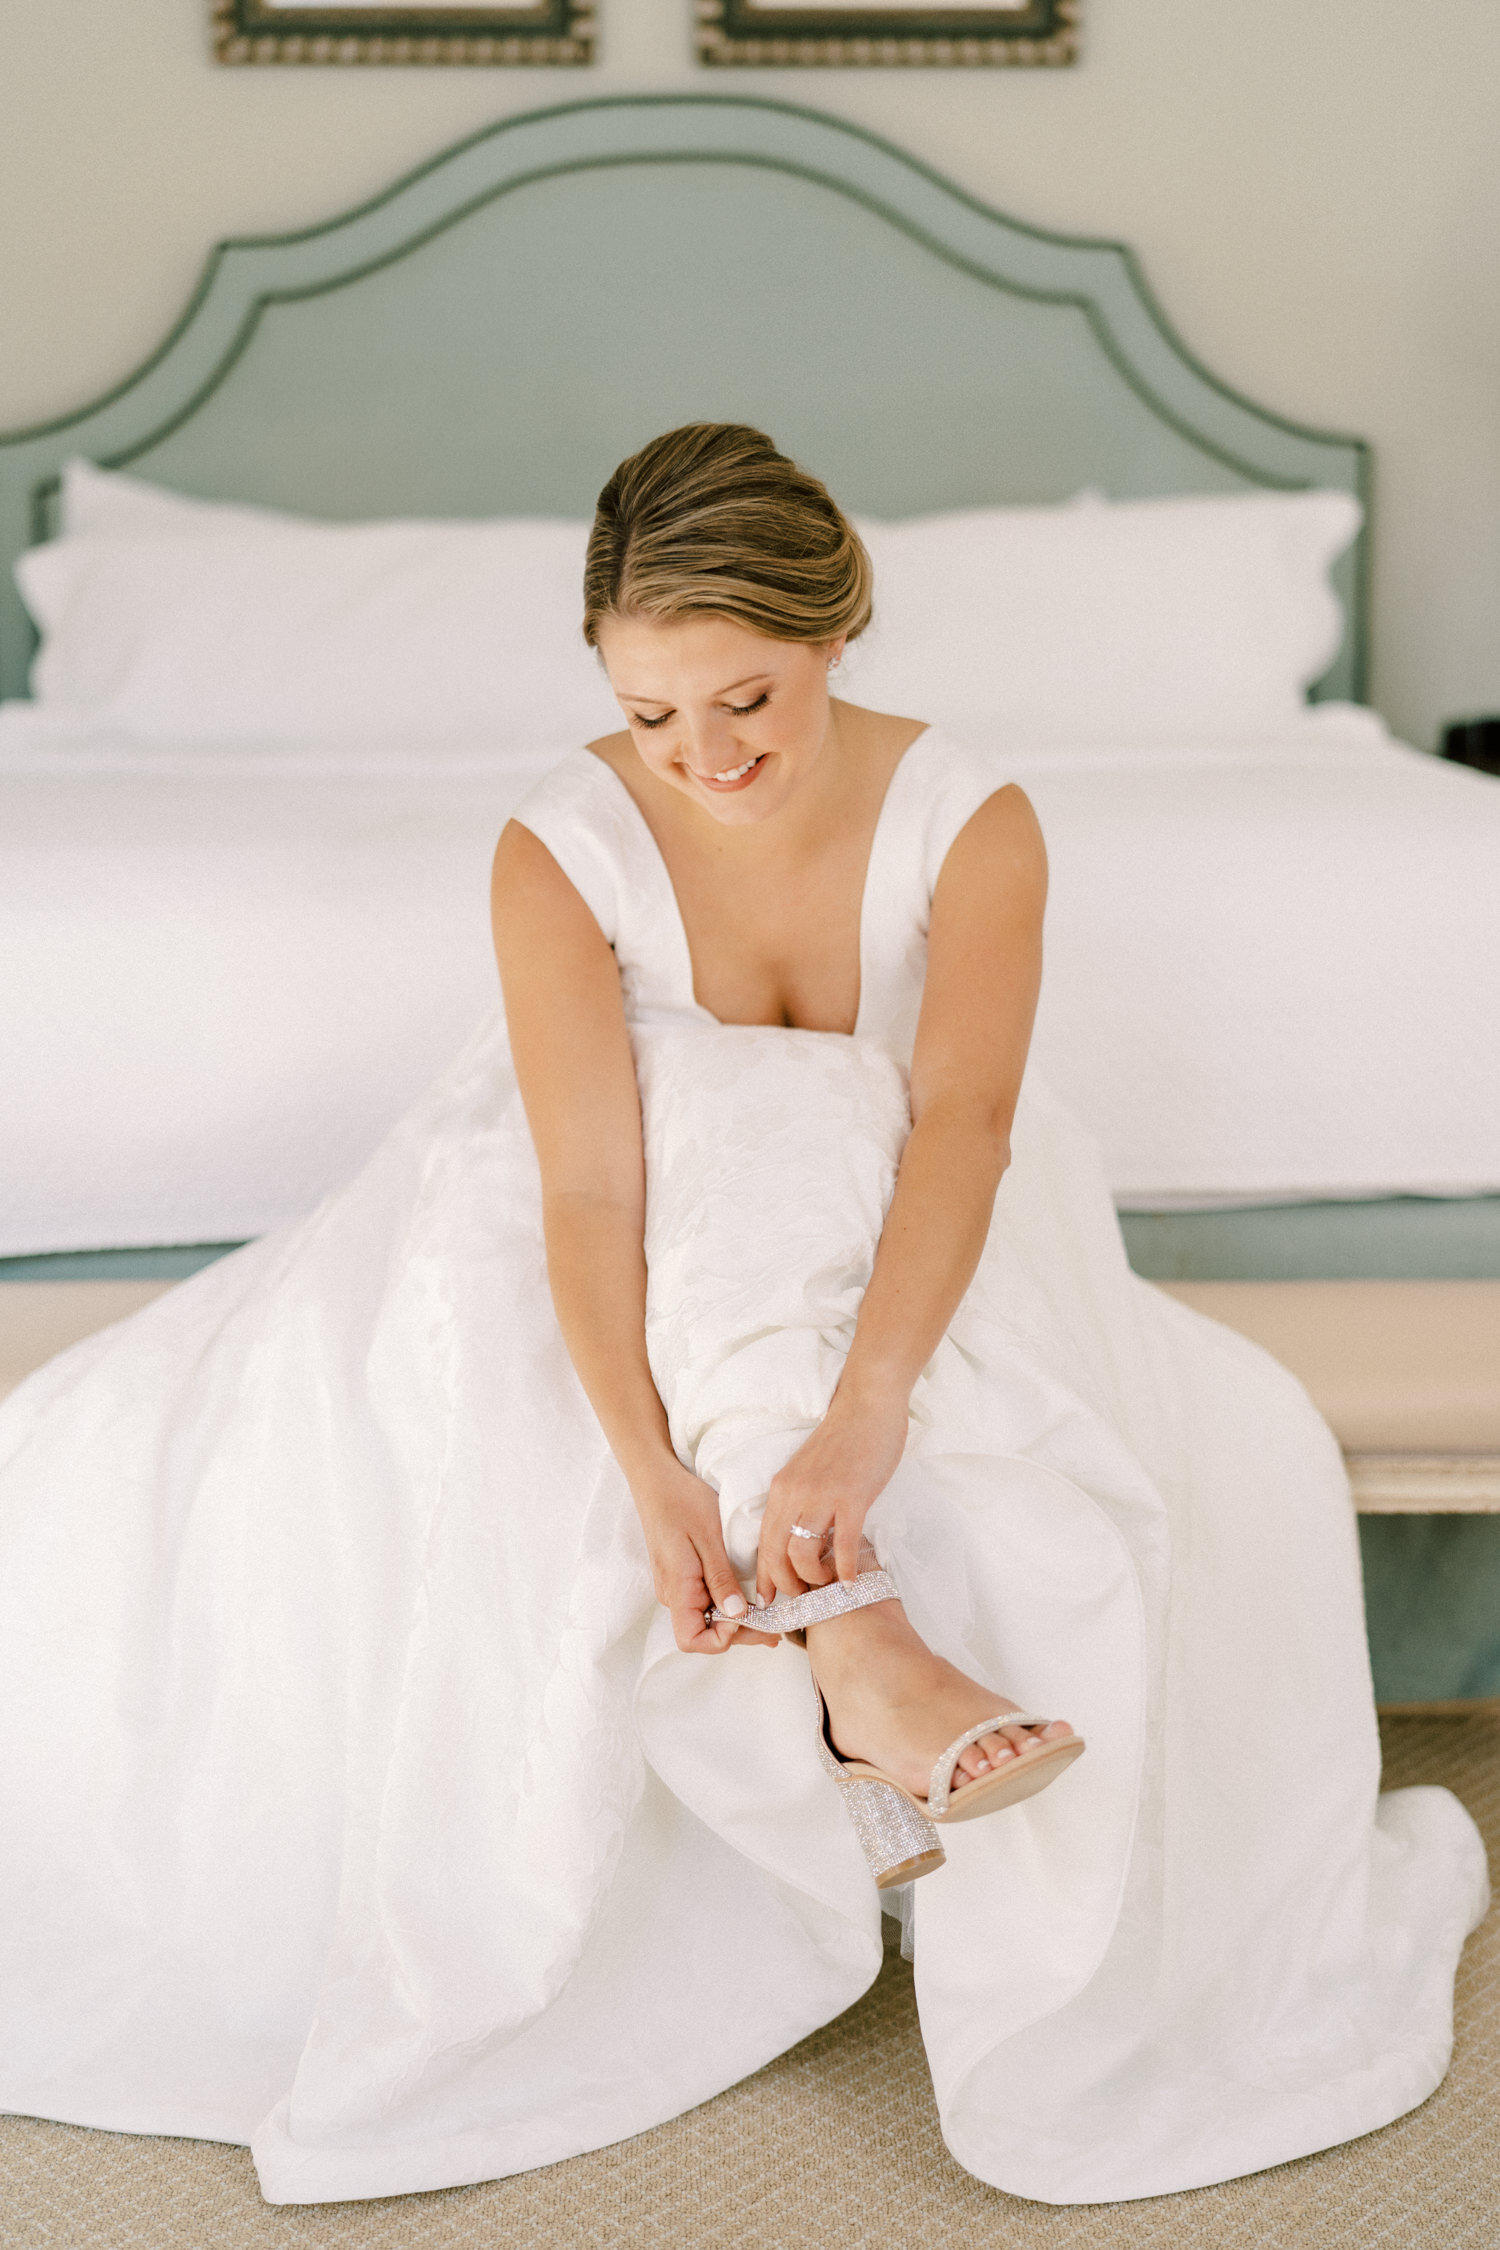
{"left": 506, "top": 749, "right": 700, "bottom": 1018}
{"left": 509, "top": 750, "right": 633, "bottom": 945}
{"left": 856, "top": 729, "right": 1012, "bottom": 1058}
{"left": 901, "top": 728, "right": 1014, "bottom": 903}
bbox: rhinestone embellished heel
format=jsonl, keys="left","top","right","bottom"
{"left": 708, "top": 1565, "right": 1084, "bottom": 1882}
{"left": 813, "top": 1684, "right": 947, "bottom": 1888}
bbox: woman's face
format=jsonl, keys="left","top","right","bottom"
{"left": 593, "top": 611, "right": 844, "bottom": 827}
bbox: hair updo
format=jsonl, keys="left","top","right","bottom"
{"left": 582, "top": 423, "right": 873, "bottom": 651}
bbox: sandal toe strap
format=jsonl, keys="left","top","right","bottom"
{"left": 928, "top": 1712, "right": 1051, "bottom": 1815}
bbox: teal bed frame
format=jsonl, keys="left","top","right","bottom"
{"left": 0, "top": 93, "right": 1367, "bottom": 704}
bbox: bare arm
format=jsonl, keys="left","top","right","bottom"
{"left": 491, "top": 818, "right": 763, "bottom": 1651}
{"left": 757, "top": 784, "right": 1047, "bottom": 1596}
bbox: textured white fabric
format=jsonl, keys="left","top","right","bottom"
{"left": 0, "top": 725, "right": 549, "bottom": 1254}
{"left": 0, "top": 731, "right": 1485, "bottom": 2206}
{"left": 1014, "top": 714, "right": 1500, "bottom": 1205}
{"left": 849, "top": 489, "right": 1360, "bottom": 742}
{"left": 2, "top": 703, "right": 1498, "bottom": 1257}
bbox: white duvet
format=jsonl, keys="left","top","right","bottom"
{"left": 0, "top": 701, "right": 1497, "bottom": 1256}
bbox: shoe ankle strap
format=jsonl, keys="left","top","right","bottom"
{"left": 710, "top": 1567, "right": 899, "bottom": 1638}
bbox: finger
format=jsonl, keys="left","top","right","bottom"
{"left": 673, "top": 1602, "right": 738, "bottom": 1654}
{"left": 665, "top": 1563, "right": 729, "bottom": 1656}
{"left": 700, "top": 1554, "right": 749, "bottom": 1630}
{"left": 831, "top": 1513, "right": 864, "bottom": 1586}
{"left": 791, "top": 1527, "right": 834, "bottom": 1587}
{"left": 758, "top": 1530, "right": 808, "bottom": 1605}
{"left": 694, "top": 1518, "right": 752, "bottom": 1632}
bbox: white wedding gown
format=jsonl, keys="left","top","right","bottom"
{"left": 0, "top": 731, "right": 1486, "bottom": 2207}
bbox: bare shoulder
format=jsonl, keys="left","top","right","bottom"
{"left": 490, "top": 817, "right": 603, "bottom": 970}
{"left": 939, "top": 782, "right": 1047, "bottom": 905}
{"left": 491, "top": 813, "right": 571, "bottom": 902}
{"left": 583, "top": 728, "right": 637, "bottom": 775}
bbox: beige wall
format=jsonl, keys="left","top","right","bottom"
{"left": 2, "top": 0, "right": 1497, "bottom": 748}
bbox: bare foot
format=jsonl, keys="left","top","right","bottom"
{"left": 806, "top": 1596, "right": 1074, "bottom": 1801}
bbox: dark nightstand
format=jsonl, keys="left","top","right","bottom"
{"left": 1440, "top": 717, "right": 1500, "bottom": 775}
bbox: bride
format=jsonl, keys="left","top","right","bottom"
{"left": 0, "top": 423, "right": 1486, "bottom": 2209}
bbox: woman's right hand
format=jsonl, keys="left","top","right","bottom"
{"left": 636, "top": 1462, "right": 779, "bottom": 1654}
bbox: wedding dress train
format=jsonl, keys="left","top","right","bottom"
{"left": 0, "top": 730, "right": 1485, "bottom": 2205}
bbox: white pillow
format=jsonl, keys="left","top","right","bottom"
{"left": 60, "top": 457, "right": 298, "bottom": 539}
{"left": 30, "top": 463, "right": 1358, "bottom": 748}
{"left": 846, "top": 489, "right": 1361, "bottom": 743}
{"left": 20, "top": 490, "right": 619, "bottom": 747}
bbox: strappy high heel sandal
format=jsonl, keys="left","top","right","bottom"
{"left": 710, "top": 1568, "right": 1085, "bottom": 1890}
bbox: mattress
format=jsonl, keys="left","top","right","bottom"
{"left": 1, "top": 704, "right": 1497, "bottom": 1260}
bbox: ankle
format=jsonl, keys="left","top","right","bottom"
{"left": 806, "top": 1593, "right": 919, "bottom": 1680}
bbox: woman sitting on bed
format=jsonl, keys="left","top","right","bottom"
{"left": 0, "top": 422, "right": 1484, "bottom": 2211}
{"left": 493, "top": 423, "right": 1079, "bottom": 1825}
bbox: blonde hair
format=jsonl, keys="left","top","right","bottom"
{"left": 583, "top": 423, "right": 872, "bottom": 650}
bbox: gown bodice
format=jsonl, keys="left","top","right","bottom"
{"left": 511, "top": 728, "right": 1011, "bottom": 1064}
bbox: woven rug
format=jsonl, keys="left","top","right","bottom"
{"left": 3, "top": 1712, "right": 1496, "bottom": 2250}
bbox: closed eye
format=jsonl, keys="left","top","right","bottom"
{"left": 629, "top": 689, "right": 770, "bottom": 729}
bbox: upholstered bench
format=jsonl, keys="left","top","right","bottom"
{"left": 1160, "top": 1281, "right": 1500, "bottom": 1513}
{"left": 0, "top": 1281, "right": 173, "bottom": 1402}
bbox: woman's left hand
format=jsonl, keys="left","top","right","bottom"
{"left": 756, "top": 1389, "right": 909, "bottom": 1603}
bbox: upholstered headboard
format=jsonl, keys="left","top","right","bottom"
{"left": 0, "top": 93, "right": 1368, "bottom": 705}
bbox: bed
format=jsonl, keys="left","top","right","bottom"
{"left": 1, "top": 94, "right": 1497, "bottom": 1703}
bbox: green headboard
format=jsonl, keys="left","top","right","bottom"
{"left": 0, "top": 93, "right": 1369, "bottom": 706}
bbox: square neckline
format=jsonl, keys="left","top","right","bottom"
{"left": 581, "top": 723, "right": 933, "bottom": 1039}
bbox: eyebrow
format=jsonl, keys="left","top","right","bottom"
{"left": 620, "top": 673, "right": 774, "bottom": 706}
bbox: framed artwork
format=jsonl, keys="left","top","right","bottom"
{"left": 212, "top": 0, "right": 592, "bottom": 65}
{"left": 697, "top": 0, "right": 1075, "bottom": 66}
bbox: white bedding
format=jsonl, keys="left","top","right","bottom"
{"left": 1, "top": 702, "right": 1497, "bottom": 1256}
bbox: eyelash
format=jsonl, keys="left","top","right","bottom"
{"left": 632, "top": 691, "right": 770, "bottom": 731}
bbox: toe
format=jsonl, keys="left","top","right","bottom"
{"left": 999, "top": 1718, "right": 1044, "bottom": 1756}
{"left": 952, "top": 1732, "right": 1014, "bottom": 1788}
{"left": 1003, "top": 1719, "right": 1073, "bottom": 1756}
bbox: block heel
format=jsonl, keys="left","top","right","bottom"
{"left": 828, "top": 1761, "right": 946, "bottom": 1889}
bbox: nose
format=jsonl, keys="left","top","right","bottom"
{"left": 679, "top": 712, "right": 738, "bottom": 776}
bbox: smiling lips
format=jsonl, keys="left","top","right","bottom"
{"left": 696, "top": 754, "right": 766, "bottom": 792}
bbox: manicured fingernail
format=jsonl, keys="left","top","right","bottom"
{"left": 721, "top": 1593, "right": 747, "bottom": 1617}
{"left": 750, "top": 1591, "right": 766, "bottom": 1609}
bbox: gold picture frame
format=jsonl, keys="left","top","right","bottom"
{"left": 696, "top": 0, "right": 1075, "bottom": 67}
{"left": 213, "top": 0, "right": 592, "bottom": 66}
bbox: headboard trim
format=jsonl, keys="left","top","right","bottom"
{"left": 0, "top": 94, "right": 1370, "bottom": 703}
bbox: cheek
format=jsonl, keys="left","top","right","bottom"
{"left": 629, "top": 730, "right": 680, "bottom": 776}
{"left": 762, "top": 688, "right": 825, "bottom": 748}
